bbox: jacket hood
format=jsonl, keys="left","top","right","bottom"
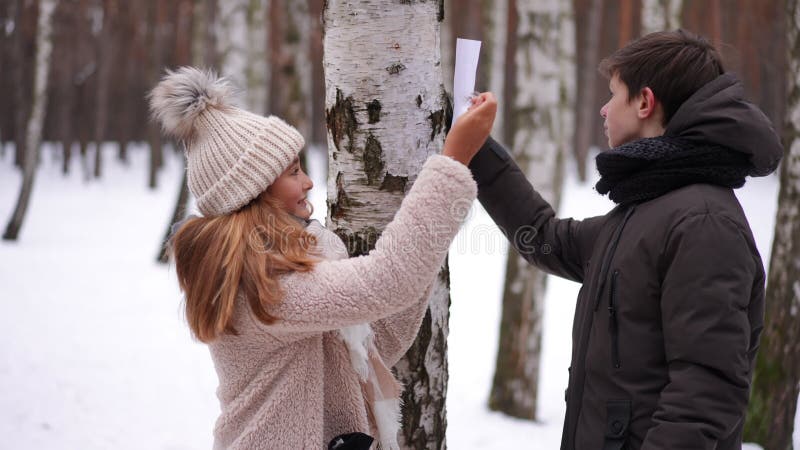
{"left": 664, "top": 73, "right": 783, "bottom": 176}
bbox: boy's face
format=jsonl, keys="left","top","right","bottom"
{"left": 600, "top": 74, "right": 647, "bottom": 148}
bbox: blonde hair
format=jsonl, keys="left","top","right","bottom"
{"left": 171, "top": 192, "right": 318, "bottom": 343}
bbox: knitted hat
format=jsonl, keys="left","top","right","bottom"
{"left": 148, "top": 66, "right": 305, "bottom": 216}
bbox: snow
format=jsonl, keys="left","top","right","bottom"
{"left": 0, "top": 143, "right": 796, "bottom": 449}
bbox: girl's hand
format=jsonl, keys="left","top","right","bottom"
{"left": 442, "top": 92, "right": 497, "bottom": 165}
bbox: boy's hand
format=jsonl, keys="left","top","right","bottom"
{"left": 442, "top": 92, "right": 497, "bottom": 165}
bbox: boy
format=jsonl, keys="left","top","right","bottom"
{"left": 462, "top": 30, "right": 783, "bottom": 449}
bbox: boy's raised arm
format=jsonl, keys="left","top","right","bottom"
{"left": 468, "top": 137, "right": 605, "bottom": 283}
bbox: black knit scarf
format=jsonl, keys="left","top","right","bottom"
{"left": 595, "top": 136, "right": 752, "bottom": 205}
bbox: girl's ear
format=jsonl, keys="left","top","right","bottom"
{"left": 637, "top": 87, "right": 658, "bottom": 119}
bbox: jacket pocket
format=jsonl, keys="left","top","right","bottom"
{"left": 608, "top": 270, "right": 621, "bottom": 369}
{"left": 603, "top": 399, "right": 631, "bottom": 450}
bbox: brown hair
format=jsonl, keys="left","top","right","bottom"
{"left": 171, "top": 192, "right": 319, "bottom": 343}
{"left": 599, "top": 29, "right": 724, "bottom": 125}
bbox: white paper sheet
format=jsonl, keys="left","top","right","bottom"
{"left": 451, "top": 38, "right": 482, "bottom": 127}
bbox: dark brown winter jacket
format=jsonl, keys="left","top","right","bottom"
{"left": 468, "top": 73, "right": 783, "bottom": 450}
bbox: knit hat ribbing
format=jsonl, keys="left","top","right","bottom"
{"left": 148, "top": 66, "right": 304, "bottom": 216}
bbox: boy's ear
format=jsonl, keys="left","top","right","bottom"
{"left": 636, "top": 87, "right": 659, "bottom": 119}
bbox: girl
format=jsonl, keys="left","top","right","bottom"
{"left": 149, "top": 67, "right": 495, "bottom": 450}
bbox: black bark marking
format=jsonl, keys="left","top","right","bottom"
{"left": 363, "top": 134, "right": 384, "bottom": 185}
{"left": 329, "top": 172, "right": 362, "bottom": 219}
{"left": 335, "top": 226, "right": 380, "bottom": 257}
{"left": 399, "top": 307, "right": 449, "bottom": 448}
{"left": 325, "top": 89, "right": 358, "bottom": 153}
{"left": 386, "top": 62, "right": 407, "bottom": 75}
{"left": 427, "top": 109, "right": 445, "bottom": 142}
{"left": 416, "top": 94, "right": 423, "bottom": 108}
{"left": 367, "top": 99, "right": 381, "bottom": 124}
{"left": 442, "top": 89, "right": 454, "bottom": 135}
{"left": 380, "top": 173, "right": 407, "bottom": 193}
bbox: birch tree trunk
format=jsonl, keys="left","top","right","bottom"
{"left": 3, "top": 0, "right": 56, "bottom": 241}
{"left": 640, "top": 0, "right": 683, "bottom": 34}
{"left": 216, "top": 0, "right": 268, "bottom": 115}
{"left": 489, "top": 0, "right": 574, "bottom": 420}
{"left": 743, "top": 1, "right": 800, "bottom": 447}
{"left": 323, "top": 2, "right": 449, "bottom": 447}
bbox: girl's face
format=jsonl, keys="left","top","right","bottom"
{"left": 267, "top": 156, "right": 314, "bottom": 220}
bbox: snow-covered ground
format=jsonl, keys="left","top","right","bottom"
{"left": 0, "top": 143, "right": 796, "bottom": 449}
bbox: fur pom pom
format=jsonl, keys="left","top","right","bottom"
{"left": 148, "top": 66, "right": 233, "bottom": 141}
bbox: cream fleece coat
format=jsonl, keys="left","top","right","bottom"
{"left": 208, "top": 155, "right": 477, "bottom": 449}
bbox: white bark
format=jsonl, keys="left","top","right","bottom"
{"left": 323, "top": 1, "right": 449, "bottom": 447}
{"left": 216, "top": 0, "right": 269, "bottom": 114}
{"left": 490, "top": 0, "right": 574, "bottom": 419}
{"left": 3, "top": 0, "right": 56, "bottom": 240}
{"left": 27, "top": 0, "right": 55, "bottom": 156}
{"left": 641, "top": 0, "right": 683, "bottom": 35}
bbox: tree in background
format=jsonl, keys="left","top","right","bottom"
{"left": 489, "top": 0, "right": 575, "bottom": 420}
{"left": 268, "top": 0, "right": 312, "bottom": 139}
{"left": 3, "top": 0, "right": 56, "bottom": 241}
{"left": 640, "top": 0, "right": 683, "bottom": 34}
{"left": 323, "top": 1, "right": 450, "bottom": 447}
{"left": 91, "top": 0, "right": 115, "bottom": 178}
{"left": 572, "top": 0, "right": 602, "bottom": 181}
{"left": 157, "top": 0, "right": 218, "bottom": 263}
{"left": 216, "top": 0, "right": 269, "bottom": 115}
{"left": 744, "top": 1, "right": 800, "bottom": 447}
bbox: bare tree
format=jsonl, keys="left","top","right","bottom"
{"left": 486, "top": 0, "right": 509, "bottom": 140}
{"left": 157, "top": 0, "right": 216, "bottom": 263}
{"left": 10, "top": 0, "right": 34, "bottom": 170}
{"left": 4, "top": 0, "right": 57, "bottom": 240}
{"left": 216, "top": 0, "right": 269, "bottom": 115}
{"left": 572, "top": 0, "right": 602, "bottom": 181}
{"left": 307, "top": 0, "right": 326, "bottom": 147}
{"left": 92, "top": 0, "right": 116, "bottom": 178}
{"left": 52, "top": 0, "right": 78, "bottom": 174}
{"left": 145, "top": 0, "right": 168, "bottom": 189}
{"left": 489, "top": 0, "right": 575, "bottom": 420}
{"left": 323, "top": 1, "right": 450, "bottom": 447}
{"left": 268, "top": 0, "right": 312, "bottom": 139}
{"left": 743, "top": 0, "right": 800, "bottom": 447}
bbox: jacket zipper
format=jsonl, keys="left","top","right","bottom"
{"left": 609, "top": 269, "right": 621, "bottom": 369}
{"left": 593, "top": 206, "right": 636, "bottom": 312}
